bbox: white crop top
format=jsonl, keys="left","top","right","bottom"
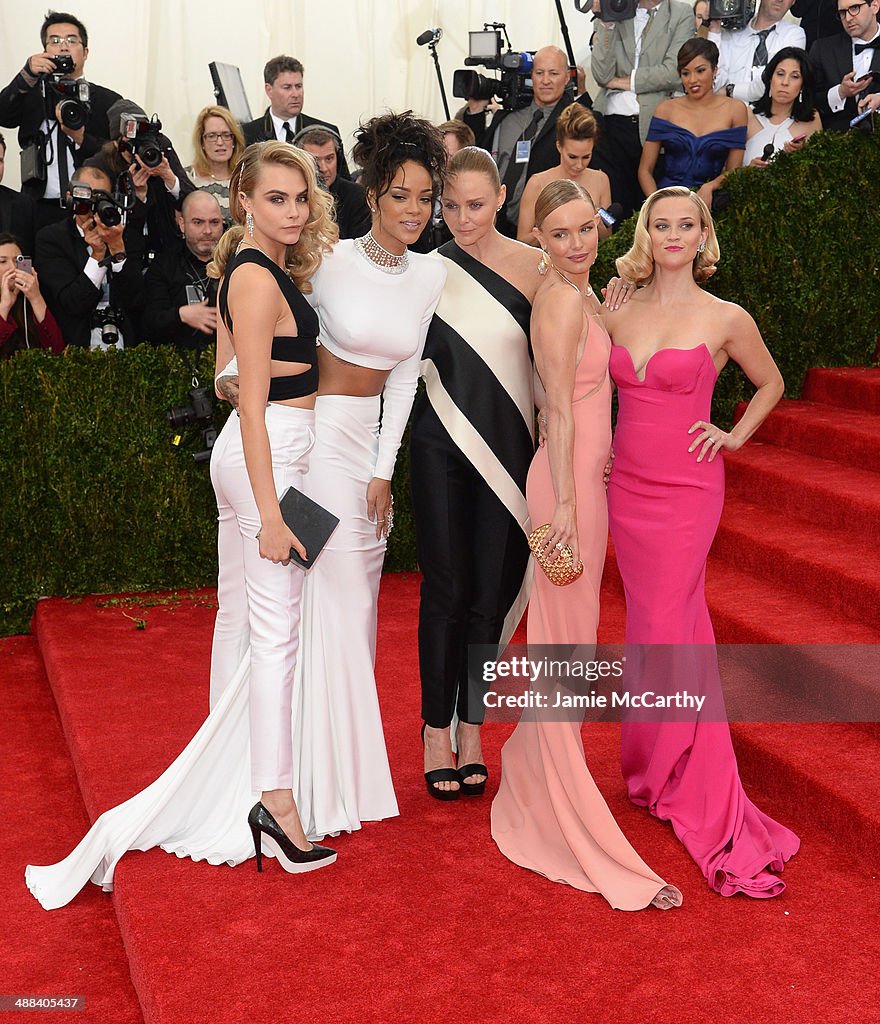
{"left": 217, "top": 239, "right": 446, "bottom": 480}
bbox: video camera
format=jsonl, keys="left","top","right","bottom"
{"left": 43, "top": 53, "right": 91, "bottom": 130}
{"left": 118, "top": 113, "right": 169, "bottom": 169}
{"left": 167, "top": 387, "right": 217, "bottom": 464}
{"left": 452, "top": 25, "right": 536, "bottom": 112}
{"left": 707, "top": 0, "right": 757, "bottom": 31}
{"left": 64, "top": 182, "right": 134, "bottom": 227}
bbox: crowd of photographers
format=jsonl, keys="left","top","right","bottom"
{"left": 0, "top": 4, "right": 877, "bottom": 360}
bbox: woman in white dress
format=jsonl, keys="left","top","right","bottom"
{"left": 744, "top": 48, "right": 822, "bottom": 167}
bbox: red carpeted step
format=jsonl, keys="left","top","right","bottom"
{"left": 740, "top": 399, "right": 880, "bottom": 472}
{"left": 713, "top": 494, "right": 880, "bottom": 631}
{"left": 0, "top": 636, "right": 143, "bottom": 1024}
{"left": 802, "top": 367, "right": 880, "bottom": 414}
{"left": 26, "top": 588, "right": 880, "bottom": 1024}
{"left": 606, "top": 538, "right": 879, "bottom": 643}
{"left": 724, "top": 443, "right": 880, "bottom": 545}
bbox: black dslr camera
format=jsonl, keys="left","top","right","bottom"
{"left": 45, "top": 53, "right": 91, "bottom": 130}
{"left": 453, "top": 25, "right": 536, "bottom": 112}
{"left": 65, "top": 182, "right": 133, "bottom": 227}
{"left": 118, "top": 113, "right": 169, "bottom": 169}
{"left": 167, "top": 387, "right": 217, "bottom": 464}
{"left": 91, "top": 307, "right": 123, "bottom": 347}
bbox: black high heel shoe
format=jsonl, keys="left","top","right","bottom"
{"left": 456, "top": 724, "right": 488, "bottom": 796}
{"left": 248, "top": 802, "right": 337, "bottom": 874}
{"left": 421, "top": 723, "right": 460, "bottom": 801}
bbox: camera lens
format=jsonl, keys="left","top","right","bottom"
{"left": 138, "top": 143, "right": 163, "bottom": 168}
{"left": 58, "top": 98, "right": 86, "bottom": 131}
{"left": 95, "top": 200, "right": 122, "bottom": 227}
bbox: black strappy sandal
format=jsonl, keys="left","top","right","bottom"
{"left": 422, "top": 724, "right": 460, "bottom": 801}
{"left": 457, "top": 763, "right": 488, "bottom": 797}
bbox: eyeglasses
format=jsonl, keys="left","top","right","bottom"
{"left": 46, "top": 34, "right": 83, "bottom": 45}
{"left": 202, "top": 132, "right": 234, "bottom": 142}
{"left": 837, "top": 2, "right": 867, "bottom": 18}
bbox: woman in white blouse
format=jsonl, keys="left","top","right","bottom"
{"left": 744, "top": 48, "right": 822, "bottom": 167}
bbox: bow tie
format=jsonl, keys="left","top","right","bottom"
{"left": 854, "top": 40, "right": 878, "bottom": 55}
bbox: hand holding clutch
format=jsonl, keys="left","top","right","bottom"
{"left": 527, "top": 523, "right": 584, "bottom": 586}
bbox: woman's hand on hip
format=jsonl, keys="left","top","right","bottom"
{"left": 687, "top": 420, "right": 743, "bottom": 463}
{"left": 367, "top": 477, "right": 393, "bottom": 540}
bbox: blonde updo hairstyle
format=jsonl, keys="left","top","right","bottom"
{"left": 555, "top": 102, "right": 599, "bottom": 145}
{"left": 533, "top": 178, "right": 596, "bottom": 230}
{"left": 445, "top": 145, "right": 501, "bottom": 192}
{"left": 615, "top": 186, "right": 719, "bottom": 286}
{"left": 207, "top": 140, "right": 338, "bottom": 293}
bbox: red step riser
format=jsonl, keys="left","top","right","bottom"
{"left": 724, "top": 459, "right": 880, "bottom": 547}
{"left": 753, "top": 416, "right": 880, "bottom": 473}
{"left": 711, "top": 525, "right": 880, "bottom": 633}
{"left": 802, "top": 368, "right": 880, "bottom": 415}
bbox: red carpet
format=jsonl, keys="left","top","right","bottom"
{"left": 14, "top": 579, "right": 878, "bottom": 1024}
{"left": 7, "top": 368, "right": 879, "bottom": 1023}
{"left": 0, "top": 636, "right": 142, "bottom": 1024}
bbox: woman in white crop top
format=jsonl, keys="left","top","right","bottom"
{"left": 288, "top": 113, "right": 447, "bottom": 837}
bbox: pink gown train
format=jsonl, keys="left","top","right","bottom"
{"left": 607, "top": 342, "right": 799, "bottom": 897}
{"left": 491, "top": 317, "right": 682, "bottom": 912}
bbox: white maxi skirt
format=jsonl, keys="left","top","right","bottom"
{"left": 25, "top": 396, "right": 398, "bottom": 911}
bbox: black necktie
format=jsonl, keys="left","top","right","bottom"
{"left": 282, "top": 120, "right": 295, "bottom": 143}
{"left": 501, "top": 109, "right": 544, "bottom": 194}
{"left": 854, "top": 40, "right": 878, "bottom": 55}
{"left": 56, "top": 125, "right": 70, "bottom": 197}
{"left": 752, "top": 28, "right": 774, "bottom": 68}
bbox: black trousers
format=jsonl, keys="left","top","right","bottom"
{"left": 591, "top": 114, "right": 645, "bottom": 223}
{"left": 411, "top": 397, "right": 530, "bottom": 728}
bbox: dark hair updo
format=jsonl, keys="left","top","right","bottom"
{"left": 353, "top": 110, "right": 447, "bottom": 201}
{"left": 677, "top": 37, "right": 719, "bottom": 74}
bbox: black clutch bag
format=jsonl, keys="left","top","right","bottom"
{"left": 278, "top": 485, "right": 340, "bottom": 570}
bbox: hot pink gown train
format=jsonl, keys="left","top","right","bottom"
{"left": 607, "top": 343, "right": 799, "bottom": 897}
{"left": 491, "top": 318, "right": 682, "bottom": 912}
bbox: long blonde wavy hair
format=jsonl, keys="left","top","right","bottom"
{"left": 207, "top": 141, "right": 338, "bottom": 293}
{"left": 616, "top": 186, "right": 719, "bottom": 286}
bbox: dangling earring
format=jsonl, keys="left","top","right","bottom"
{"left": 246, "top": 211, "right": 254, "bottom": 237}
{"left": 798, "top": 90, "right": 803, "bottom": 105}
{"left": 538, "top": 248, "right": 551, "bottom": 275}
{"left": 697, "top": 240, "right": 706, "bottom": 254}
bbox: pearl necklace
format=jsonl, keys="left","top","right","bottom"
{"left": 354, "top": 231, "right": 409, "bottom": 275}
{"left": 552, "top": 264, "right": 594, "bottom": 299}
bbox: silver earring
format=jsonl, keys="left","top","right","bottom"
{"left": 538, "top": 248, "right": 551, "bottom": 275}
{"left": 246, "top": 211, "right": 254, "bottom": 237}
{"left": 697, "top": 241, "right": 706, "bottom": 254}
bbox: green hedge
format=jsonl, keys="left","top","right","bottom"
{"left": 2, "top": 130, "right": 877, "bottom": 634}
{"left": 594, "top": 128, "right": 880, "bottom": 427}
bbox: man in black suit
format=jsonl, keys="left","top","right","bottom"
{"left": 810, "top": 0, "right": 880, "bottom": 131}
{"left": 142, "top": 190, "right": 224, "bottom": 351}
{"left": 0, "top": 132, "right": 36, "bottom": 257}
{"left": 36, "top": 165, "right": 143, "bottom": 349}
{"left": 0, "top": 11, "right": 120, "bottom": 232}
{"left": 296, "top": 126, "right": 370, "bottom": 239}
{"left": 489, "top": 47, "right": 583, "bottom": 236}
{"left": 240, "top": 55, "right": 350, "bottom": 177}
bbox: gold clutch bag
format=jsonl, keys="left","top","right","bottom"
{"left": 527, "top": 523, "right": 584, "bottom": 586}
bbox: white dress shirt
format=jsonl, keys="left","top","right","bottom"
{"left": 711, "top": 17, "right": 806, "bottom": 102}
{"left": 828, "top": 26, "right": 880, "bottom": 112}
{"left": 606, "top": 5, "right": 657, "bottom": 116}
{"left": 270, "top": 111, "right": 299, "bottom": 140}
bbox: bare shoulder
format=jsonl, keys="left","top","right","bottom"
{"left": 707, "top": 295, "right": 758, "bottom": 334}
{"left": 729, "top": 97, "right": 749, "bottom": 126}
{"left": 534, "top": 277, "right": 582, "bottom": 318}
{"left": 227, "top": 261, "right": 283, "bottom": 301}
{"left": 653, "top": 99, "right": 674, "bottom": 120}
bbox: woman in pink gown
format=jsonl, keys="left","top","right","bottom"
{"left": 491, "top": 180, "right": 682, "bottom": 911}
{"left": 605, "top": 186, "right": 800, "bottom": 897}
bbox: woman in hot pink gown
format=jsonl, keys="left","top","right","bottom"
{"left": 605, "top": 186, "right": 800, "bottom": 897}
{"left": 491, "top": 180, "right": 682, "bottom": 912}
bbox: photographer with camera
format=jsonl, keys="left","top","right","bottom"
{"left": 0, "top": 11, "right": 120, "bottom": 234}
{"left": 709, "top": 0, "right": 806, "bottom": 102}
{"left": 85, "top": 99, "right": 196, "bottom": 260}
{"left": 35, "top": 164, "right": 143, "bottom": 349}
{"left": 142, "top": 190, "right": 224, "bottom": 351}
{"left": 591, "top": 0, "right": 695, "bottom": 220}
